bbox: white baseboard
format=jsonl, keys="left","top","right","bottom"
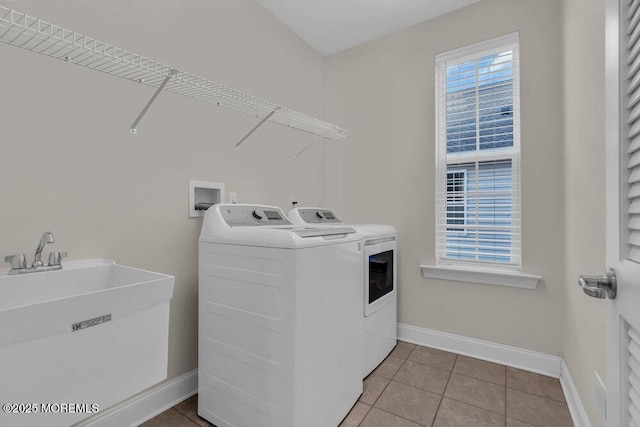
{"left": 77, "top": 369, "right": 198, "bottom": 427}
{"left": 397, "top": 323, "right": 562, "bottom": 377}
{"left": 560, "top": 360, "right": 592, "bottom": 427}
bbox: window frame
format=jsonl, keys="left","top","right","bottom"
{"left": 435, "top": 32, "right": 521, "bottom": 271}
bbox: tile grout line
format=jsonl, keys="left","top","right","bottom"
{"left": 447, "top": 368, "right": 507, "bottom": 387}
{"left": 356, "top": 349, "right": 407, "bottom": 426}
{"left": 359, "top": 347, "right": 432, "bottom": 427}
{"left": 503, "top": 388, "right": 574, "bottom": 426}
{"left": 172, "top": 400, "right": 191, "bottom": 418}
{"left": 361, "top": 374, "right": 392, "bottom": 409}
{"left": 170, "top": 408, "right": 200, "bottom": 427}
{"left": 367, "top": 406, "right": 432, "bottom": 427}
{"left": 405, "top": 350, "right": 457, "bottom": 372}
{"left": 436, "top": 355, "right": 510, "bottom": 419}
{"left": 431, "top": 353, "right": 457, "bottom": 426}
{"left": 507, "top": 387, "right": 572, "bottom": 406}
{"left": 505, "top": 363, "right": 508, "bottom": 425}
{"left": 355, "top": 402, "right": 372, "bottom": 427}
{"left": 172, "top": 396, "right": 211, "bottom": 427}
{"left": 505, "top": 385, "right": 568, "bottom": 404}
{"left": 441, "top": 395, "right": 507, "bottom": 418}
{"left": 440, "top": 367, "right": 509, "bottom": 415}
{"left": 370, "top": 358, "right": 404, "bottom": 407}
{"left": 403, "top": 358, "right": 456, "bottom": 375}
{"left": 505, "top": 366, "right": 568, "bottom": 404}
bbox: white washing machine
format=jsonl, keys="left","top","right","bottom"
{"left": 198, "top": 204, "right": 363, "bottom": 427}
{"left": 288, "top": 207, "right": 397, "bottom": 377}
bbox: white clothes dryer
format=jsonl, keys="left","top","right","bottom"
{"left": 198, "top": 204, "right": 363, "bottom": 427}
{"left": 288, "top": 207, "right": 397, "bottom": 378}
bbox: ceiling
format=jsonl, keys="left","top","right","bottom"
{"left": 256, "top": 0, "right": 481, "bottom": 56}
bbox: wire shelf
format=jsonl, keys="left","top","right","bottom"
{"left": 0, "top": 6, "right": 348, "bottom": 140}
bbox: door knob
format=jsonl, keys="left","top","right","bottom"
{"left": 578, "top": 268, "right": 617, "bottom": 299}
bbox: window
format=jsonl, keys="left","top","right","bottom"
{"left": 435, "top": 33, "right": 521, "bottom": 270}
{"left": 446, "top": 170, "right": 466, "bottom": 232}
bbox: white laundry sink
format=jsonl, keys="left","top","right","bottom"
{"left": 0, "top": 259, "right": 174, "bottom": 427}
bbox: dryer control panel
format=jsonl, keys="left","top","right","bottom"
{"left": 220, "top": 204, "right": 292, "bottom": 227}
{"left": 290, "top": 208, "right": 341, "bottom": 224}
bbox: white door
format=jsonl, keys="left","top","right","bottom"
{"left": 602, "top": 1, "right": 640, "bottom": 426}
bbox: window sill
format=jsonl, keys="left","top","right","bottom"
{"left": 420, "top": 264, "right": 541, "bottom": 289}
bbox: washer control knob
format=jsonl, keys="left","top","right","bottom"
{"left": 315, "top": 211, "right": 324, "bottom": 219}
{"left": 252, "top": 210, "right": 264, "bottom": 220}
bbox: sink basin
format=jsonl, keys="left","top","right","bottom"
{"left": 0, "top": 259, "right": 173, "bottom": 345}
{"left": 0, "top": 259, "right": 174, "bottom": 426}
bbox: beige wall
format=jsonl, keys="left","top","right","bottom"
{"left": 325, "top": 0, "right": 566, "bottom": 355}
{"left": 562, "top": 0, "right": 607, "bottom": 425}
{"left": 0, "top": 0, "right": 328, "bottom": 380}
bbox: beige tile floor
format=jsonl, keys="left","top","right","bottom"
{"left": 142, "top": 342, "right": 574, "bottom": 427}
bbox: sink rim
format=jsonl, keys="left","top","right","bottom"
{"left": 1, "top": 258, "right": 114, "bottom": 277}
{"left": 0, "top": 259, "right": 174, "bottom": 312}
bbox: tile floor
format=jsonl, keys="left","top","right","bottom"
{"left": 141, "top": 342, "right": 574, "bottom": 427}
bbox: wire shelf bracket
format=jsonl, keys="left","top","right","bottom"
{"left": 294, "top": 141, "right": 315, "bottom": 160}
{"left": 129, "top": 68, "right": 176, "bottom": 135}
{"left": 234, "top": 106, "right": 281, "bottom": 150}
{"left": 0, "top": 6, "right": 349, "bottom": 141}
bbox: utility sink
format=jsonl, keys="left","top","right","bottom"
{"left": 0, "top": 259, "right": 174, "bottom": 427}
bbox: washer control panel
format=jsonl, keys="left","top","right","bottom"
{"left": 220, "top": 205, "right": 292, "bottom": 226}
{"left": 296, "top": 208, "right": 341, "bottom": 224}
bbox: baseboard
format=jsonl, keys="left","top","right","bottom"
{"left": 559, "top": 360, "right": 592, "bottom": 427}
{"left": 397, "top": 323, "right": 563, "bottom": 377}
{"left": 77, "top": 369, "right": 198, "bottom": 427}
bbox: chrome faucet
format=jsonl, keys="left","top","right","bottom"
{"left": 33, "top": 231, "right": 54, "bottom": 267}
{"left": 4, "top": 231, "right": 67, "bottom": 275}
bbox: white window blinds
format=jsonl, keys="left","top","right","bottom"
{"left": 626, "top": 0, "right": 640, "bottom": 263}
{"left": 435, "top": 33, "right": 521, "bottom": 269}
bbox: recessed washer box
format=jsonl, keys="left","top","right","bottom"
{"left": 189, "top": 180, "right": 224, "bottom": 218}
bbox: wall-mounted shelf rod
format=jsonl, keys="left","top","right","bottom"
{"left": 0, "top": 6, "right": 349, "bottom": 140}
{"left": 129, "top": 69, "right": 176, "bottom": 134}
{"left": 234, "top": 107, "right": 281, "bottom": 150}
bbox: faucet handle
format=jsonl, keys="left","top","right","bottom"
{"left": 5, "top": 254, "right": 26, "bottom": 270}
{"left": 47, "top": 251, "right": 67, "bottom": 266}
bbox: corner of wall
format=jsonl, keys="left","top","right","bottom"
{"left": 560, "top": 0, "right": 607, "bottom": 426}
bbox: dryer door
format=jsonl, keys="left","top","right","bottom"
{"left": 364, "top": 239, "right": 397, "bottom": 317}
